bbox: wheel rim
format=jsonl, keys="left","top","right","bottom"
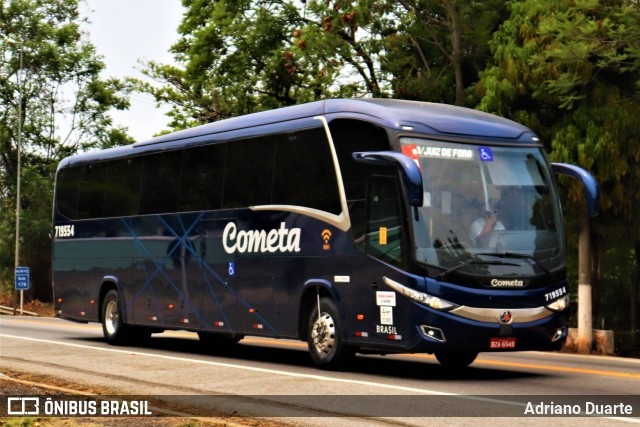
{"left": 311, "top": 312, "right": 336, "bottom": 357}
{"left": 104, "top": 299, "right": 119, "bottom": 336}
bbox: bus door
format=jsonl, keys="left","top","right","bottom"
{"left": 361, "top": 175, "right": 408, "bottom": 341}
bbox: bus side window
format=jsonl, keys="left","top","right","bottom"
{"left": 139, "top": 151, "right": 182, "bottom": 215}
{"left": 223, "top": 136, "right": 276, "bottom": 209}
{"left": 56, "top": 167, "right": 81, "bottom": 219}
{"left": 77, "top": 162, "right": 107, "bottom": 219}
{"left": 104, "top": 157, "right": 141, "bottom": 217}
{"left": 365, "top": 175, "right": 404, "bottom": 268}
{"left": 179, "top": 143, "right": 226, "bottom": 212}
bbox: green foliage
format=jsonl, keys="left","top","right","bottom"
{"left": 382, "top": 0, "right": 507, "bottom": 105}
{"left": 3, "top": 417, "right": 37, "bottom": 427}
{"left": 134, "top": 0, "right": 308, "bottom": 129}
{"left": 477, "top": 0, "right": 640, "bottom": 232}
{"left": 135, "top": 0, "right": 513, "bottom": 127}
{"left": 133, "top": 0, "right": 400, "bottom": 129}
{"left": 476, "top": 0, "right": 640, "bottom": 338}
{"left": 0, "top": 0, "right": 133, "bottom": 300}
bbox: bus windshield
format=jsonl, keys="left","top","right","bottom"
{"left": 402, "top": 137, "right": 565, "bottom": 278}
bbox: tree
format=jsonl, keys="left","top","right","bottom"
{"left": 135, "top": 0, "right": 307, "bottom": 130}
{"left": 475, "top": 0, "right": 640, "bottom": 351}
{"left": 134, "top": 0, "right": 399, "bottom": 130}
{"left": 0, "top": 0, "right": 132, "bottom": 302}
{"left": 383, "top": 0, "right": 506, "bottom": 105}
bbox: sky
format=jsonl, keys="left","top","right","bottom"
{"left": 81, "top": 0, "right": 185, "bottom": 142}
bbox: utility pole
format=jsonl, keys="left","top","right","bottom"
{"left": 578, "top": 210, "right": 592, "bottom": 353}
{"left": 5, "top": 37, "right": 24, "bottom": 315}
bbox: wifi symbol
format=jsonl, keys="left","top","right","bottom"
{"left": 321, "top": 229, "right": 332, "bottom": 250}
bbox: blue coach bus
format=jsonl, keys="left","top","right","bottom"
{"left": 53, "top": 99, "right": 598, "bottom": 368}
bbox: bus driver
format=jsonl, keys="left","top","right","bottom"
{"left": 470, "top": 206, "right": 505, "bottom": 247}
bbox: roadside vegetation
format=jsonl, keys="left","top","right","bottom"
{"left": 1, "top": 0, "right": 638, "bottom": 355}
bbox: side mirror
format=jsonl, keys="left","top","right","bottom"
{"left": 551, "top": 163, "right": 599, "bottom": 217}
{"left": 353, "top": 151, "right": 423, "bottom": 207}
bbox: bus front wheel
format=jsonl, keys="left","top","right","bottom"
{"left": 307, "top": 297, "right": 354, "bottom": 369}
{"left": 434, "top": 350, "right": 478, "bottom": 368}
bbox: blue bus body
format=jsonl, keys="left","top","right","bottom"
{"left": 52, "top": 99, "right": 597, "bottom": 368}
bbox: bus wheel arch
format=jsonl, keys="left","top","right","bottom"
{"left": 298, "top": 280, "right": 337, "bottom": 342}
{"left": 99, "top": 280, "right": 149, "bottom": 345}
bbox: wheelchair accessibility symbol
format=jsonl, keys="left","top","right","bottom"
{"left": 478, "top": 147, "right": 494, "bottom": 162}
{"left": 228, "top": 262, "right": 235, "bottom": 277}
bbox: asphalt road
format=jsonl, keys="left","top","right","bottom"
{"left": 1, "top": 316, "right": 639, "bottom": 426}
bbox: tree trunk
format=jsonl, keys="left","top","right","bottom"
{"left": 445, "top": 1, "right": 464, "bottom": 105}
{"left": 632, "top": 241, "right": 640, "bottom": 347}
{"left": 592, "top": 242, "right": 603, "bottom": 328}
{"left": 577, "top": 210, "right": 592, "bottom": 353}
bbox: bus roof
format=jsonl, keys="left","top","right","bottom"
{"left": 57, "top": 99, "right": 537, "bottom": 169}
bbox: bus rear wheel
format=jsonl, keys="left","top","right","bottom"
{"left": 434, "top": 350, "right": 478, "bottom": 368}
{"left": 101, "top": 289, "right": 143, "bottom": 345}
{"left": 307, "top": 297, "right": 354, "bottom": 369}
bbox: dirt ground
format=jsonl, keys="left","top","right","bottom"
{"left": 0, "top": 370, "right": 289, "bottom": 427}
{"left": 0, "top": 296, "right": 54, "bottom": 317}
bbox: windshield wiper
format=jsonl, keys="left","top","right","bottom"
{"left": 437, "top": 257, "right": 519, "bottom": 281}
{"left": 477, "top": 251, "right": 558, "bottom": 282}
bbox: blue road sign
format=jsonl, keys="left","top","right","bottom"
{"left": 15, "top": 266, "right": 29, "bottom": 290}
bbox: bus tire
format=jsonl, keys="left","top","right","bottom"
{"left": 307, "top": 297, "right": 354, "bottom": 369}
{"left": 434, "top": 350, "right": 478, "bottom": 368}
{"left": 101, "top": 289, "right": 135, "bottom": 345}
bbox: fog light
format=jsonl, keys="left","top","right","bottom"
{"left": 552, "top": 326, "right": 567, "bottom": 342}
{"left": 420, "top": 325, "right": 446, "bottom": 342}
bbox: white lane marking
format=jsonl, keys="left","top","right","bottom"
{"left": 1, "top": 333, "right": 639, "bottom": 423}
{"left": 0, "top": 333, "right": 523, "bottom": 410}
{"left": 0, "top": 333, "right": 456, "bottom": 395}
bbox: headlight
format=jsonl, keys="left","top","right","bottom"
{"left": 546, "top": 294, "right": 570, "bottom": 312}
{"left": 383, "top": 277, "right": 458, "bottom": 311}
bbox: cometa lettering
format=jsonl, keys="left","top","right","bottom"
{"left": 223, "top": 222, "right": 301, "bottom": 254}
{"left": 490, "top": 279, "right": 525, "bottom": 287}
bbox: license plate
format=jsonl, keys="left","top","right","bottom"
{"left": 490, "top": 337, "right": 516, "bottom": 349}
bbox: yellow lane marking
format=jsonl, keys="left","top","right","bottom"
{"left": 4, "top": 318, "right": 638, "bottom": 379}
{"left": 473, "top": 358, "right": 640, "bottom": 379}
{"left": 388, "top": 353, "right": 640, "bottom": 379}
